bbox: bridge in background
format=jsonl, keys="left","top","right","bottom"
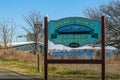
{"left": 1, "top": 41, "right": 44, "bottom": 52}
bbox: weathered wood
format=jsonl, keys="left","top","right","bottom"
{"left": 101, "top": 16, "right": 106, "bottom": 80}
{"left": 44, "top": 16, "right": 48, "bottom": 80}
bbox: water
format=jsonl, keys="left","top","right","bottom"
{"left": 52, "top": 51, "right": 117, "bottom": 58}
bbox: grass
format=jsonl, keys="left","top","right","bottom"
{"left": 0, "top": 49, "right": 120, "bottom": 80}
{"left": 55, "top": 68, "right": 99, "bottom": 75}
{"left": 48, "top": 66, "right": 120, "bottom": 80}
{"left": 0, "top": 49, "right": 43, "bottom": 78}
{"left": 0, "top": 58, "right": 42, "bottom": 78}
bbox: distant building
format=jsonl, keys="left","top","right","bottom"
{"left": 0, "top": 41, "right": 44, "bottom": 52}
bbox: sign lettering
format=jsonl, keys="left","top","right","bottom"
{"left": 48, "top": 17, "right": 100, "bottom": 48}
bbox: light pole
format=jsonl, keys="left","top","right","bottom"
{"left": 34, "top": 20, "right": 42, "bottom": 72}
{"left": 34, "top": 20, "right": 42, "bottom": 54}
{"left": 16, "top": 35, "right": 23, "bottom": 42}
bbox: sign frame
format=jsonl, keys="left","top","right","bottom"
{"left": 44, "top": 16, "right": 106, "bottom": 80}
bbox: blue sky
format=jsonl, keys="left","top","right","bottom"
{"left": 0, "top": 0, "right": 109, "bottom": 41}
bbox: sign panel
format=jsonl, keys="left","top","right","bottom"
{"left": 48, "top": 17, "right": 100, "bottom": 48}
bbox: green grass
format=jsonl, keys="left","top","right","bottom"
{"left": 0, "top": 59, "right": 36, "bottom": 70}
{"left": 47, "top": 66, "right": 120, "bottom": 80}
{"left": 56, "top": 68, "right": 99, "bottom": 75}
{"left": 0, "top": 57, "right": 120, "bottom": 80}
{"left": 0, "top": 58, "right": 42, "bottom": 78}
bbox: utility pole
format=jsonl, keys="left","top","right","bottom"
{"left": 34, "top": 20, "right": 42, "bottom": 54}
{"left": 34, "top": 20, "right": 42, "bottom": 72}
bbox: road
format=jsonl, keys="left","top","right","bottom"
{"left": 0, "top": 69, "right": 41, "bottom": 80}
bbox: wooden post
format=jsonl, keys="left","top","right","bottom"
{"left": 44, "top": 16, "right": 48, "bottom": 80}
{"left": 101, "top": 16, "right": 106, "bottom": 80}
{"left": 43, "top": 16, "right": 105, "bottom": 80}
{"left": 37, "top": 54, "right": 40, "bottom": 72}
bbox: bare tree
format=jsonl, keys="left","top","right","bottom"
{"left": 84, "top": 0, "right": 120, "bottom": 48}
{"left": 23, "top": 11, "right": 43, "bottom": 54}
{"left": 22, "top": 11, "right": 43, "bottom": 72}
{"left": 0, "top": 19, "right": 16, "bottom": 49}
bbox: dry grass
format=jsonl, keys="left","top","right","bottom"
{"left": 48, "top": 53, "right": 120, "bottom": 75}
{"left": 0, "top": 49, "right": 44, "bottom": 78}
{"left": 0, "top": 49, "right": 120, "bottom": 79}
{"left": 0, "top": 49, "right": 40, "bottom": 63}
{"left": 48, "top": 54, "right": 120, "bottom": 79}
{"left": 47, "top": 54, "right": 120, "bottom": 79}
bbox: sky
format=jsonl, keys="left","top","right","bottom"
{"left": 0, "top": 0, "right": 110, "bottom": 42}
